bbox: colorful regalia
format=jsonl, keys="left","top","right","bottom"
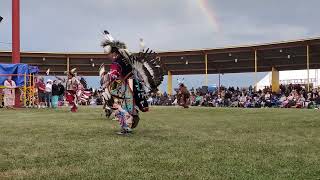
{"left": 77, "top": 77, "right": 92, "bottom": 105}
{"left": 177, "top": 83, "right": 190, "bottom": 108}
{"left": 65, "top": 68, "right": 80, "bottom": 112}
{"left": 99, "top": 30, "right": 164, "bottom": 135}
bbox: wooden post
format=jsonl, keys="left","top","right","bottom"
{"left": 28, "top": 73, "right": 32, "bottom": 107}
{"left": 67, "top": 57, "right": 70, "bottom": 72}
{"left": 32, "top": 74, "right": 35, "bottom": 107}
{"left": 167, "top": 71, "right": 172, "bottom": 95}
{"left": 205, "top": 53, "right": 208, "bottom": 86}
{"left": 218, "top": 73, "right": 221, "bottom": 94}
{"left": 23, "top": 73, "right": 27, "bottom": 107}
{"left": 271, "top": 67, "right": 280, "bottom": 93}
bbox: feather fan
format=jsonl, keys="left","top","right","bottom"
{"left": 126, "top": 49, "right": 164, "bottom": 92}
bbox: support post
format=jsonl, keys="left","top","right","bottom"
{"left": 67, "top": 57, "right": 70, "bottom": 72}
{"left": 271, "top": 67, "right": 280, "bottom": 93}
{"left": 23, "top": 73, "right": 27, "bottom": 107}
{"left": 28, "top": 73, "right": 32, "bottom": 107}
{"left": 307, "top": 45, "right": 310, "bottom": 91}
{"left": 254, "top": 50, "right": 258, "bottom": 91}
{"left": 205, "top": 53, "right": 208, "bottom": 86}
{"left": 12, "top": 0, "right": 20, "bottom": 64}
{"left": 218, "top": 73, "right": 221, "bottom": 94}
{"left": 167, "top": 71, "right": 172, "bottom": 95}
{"left": 316, "top": 69, "right": 319, "bottom": 87}
{"left": 32, "top": 74, "right": 35, "bottom": 106}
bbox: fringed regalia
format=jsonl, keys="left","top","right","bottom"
{"left": 66, "top": 69, "right": 80, "bottom": 112}
{"left": 99, "top": 31, "right": 164, "bottom": 135}
{"left": 177, "top": 83, "right": 190, "bottom": 108}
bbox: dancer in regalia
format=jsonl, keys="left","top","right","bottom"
{"left": 65, "top": 68, "right": 80, "bottom": 112}
{"left": 177, "top": 80, "right": 190, "bottom": 108}
{"left": 99, "top": 30, "right": 164, "bottom": 135}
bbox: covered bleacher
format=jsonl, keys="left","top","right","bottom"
{"left": 1, "top": 37, "right": 320, "bottom": 94}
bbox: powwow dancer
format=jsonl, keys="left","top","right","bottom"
{"left": 100, "top": 30, "right": 164, "bottom": 135}
{"left": 65, "top": 68, "right": 80, "bottom": 112}
{"left": 177, "top": 79, "right": 190, "bottom": 108}
{"left": 77, "top": 77, "right": 92, "bottom": 105}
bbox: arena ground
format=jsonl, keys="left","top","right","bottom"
{"left": 0, "top": 107, "right": 319, "bottom": 179}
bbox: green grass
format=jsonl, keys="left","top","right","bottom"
{"left": 0, "top": 107, "right": 320, "bottom": 179}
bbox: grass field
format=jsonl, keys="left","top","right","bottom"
{"left": 0, "top": 107, "right": 319, "bottom": 179}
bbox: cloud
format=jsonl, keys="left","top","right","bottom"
{"left": 0, "top": 0, "right": 318, "bottom": 88}
{"left": 1, "top": 0, "right": 318, "bottom": 52}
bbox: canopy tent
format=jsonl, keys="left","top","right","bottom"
{"left": 0, "top": 63, "right": 39, "bottom": 86}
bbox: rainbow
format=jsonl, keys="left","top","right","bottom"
{"left": 198, "top": 0, "right": 220, "bottom": 32}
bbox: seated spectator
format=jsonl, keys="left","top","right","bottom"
{"left": 190, "top": 93, "right": 196, "bottom": 106}
{"left": 147, "top": 97, "right": 153, "bottom": 105}
{"left": 286, "top": 93, "right": 295, "bottom": 108}
{"left": 244, "top": 97, "right": 253, "bottom": 108}
{"left": 195, "top": 93, "right": 203, "bottom": 106}
{"left": 216, "top": 95, "right": 223, "bottom": 107}
{"left": 295, "top": 95, "right": 305, "bottom": 108}
{"left": 314, "top": 92, "right": 320, "bottom": 108}
{"left": 145, "top": 83, "right": 319, "bottom": 109}
{"left": 279, "top": 95, "right": 287, "bottom": 108}
{"left": 264, "top": 92, "right": 272, "bottom": 107}
{"left": 229, "top": 95, "right": 239, "bottom": 107}
{"left": 239, "top": 93, "right": 246, "bottom": 107}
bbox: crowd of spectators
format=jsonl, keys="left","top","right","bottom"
{"left": 147, "top": 84, "right": 320, "bottom": 109}
{"left": 36, "top": 77, "right": 65, "bottom": 108}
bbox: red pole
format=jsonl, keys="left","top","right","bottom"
{"left": 12, "top": 0, "right": 20, "bottom": 64}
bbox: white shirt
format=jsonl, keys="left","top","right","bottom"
{"left": 240, "top": 96, "right": 246, "bottom": 102}
{"left": 265, "top": 93, "right": 271, "bottom": 99}
{"left": 4, "top": 80, "right": 16, "bottom": 95}
{"left": 45, "top": 83, "right": 52, "bottom": 93}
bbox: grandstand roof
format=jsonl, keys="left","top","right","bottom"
{"left": 1, "top": 37, "right": 320, "bottom": 76}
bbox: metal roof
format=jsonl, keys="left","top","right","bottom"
{"left": 1, "top": 37, "right": 320, "bottom": 76}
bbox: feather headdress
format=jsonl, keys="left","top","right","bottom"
{"left": 64, "top": 68, "right": 77, "bottom": 76}
{"left": 101, "top": 31, "right": 164, "bottom": 93}
{"left": 101, "top": 30, "right": 127, "bottom": 54}
{"left": 46, "top": 68, "right": 50, "bottom": 76}
{"left": 99, "top": 63, "right": 106, "bottom": 77}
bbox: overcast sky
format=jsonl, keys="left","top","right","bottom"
{"left": 0, "top": 0, "right": 318, "bottom": 89}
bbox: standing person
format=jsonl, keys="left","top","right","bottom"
{"left": 3, "top": 76, "right": 16, "bottom": 109}
{"left": 66, "top": 69, "right": 80, "bottom": 112}
{"left": 36, "top": 77, "right": 46, "bottom": 108}
{"left": 57, "top": 81, "right": 65, "bottom": 106}
{"left": 45, "top": 79, "right": 53, "bottom": 108}
{"left": 51, "top": 80, "right": 60, "bottom": 108}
